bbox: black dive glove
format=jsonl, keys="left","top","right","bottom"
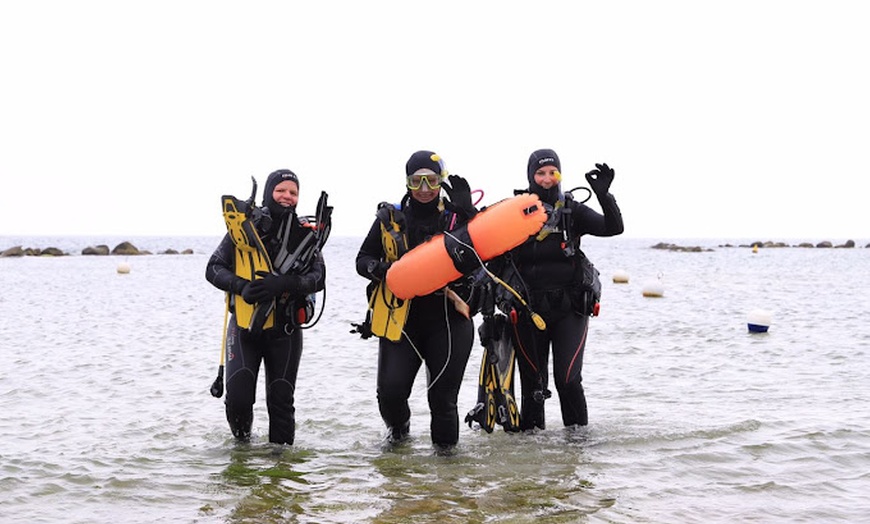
{"left": 443, "top": 174, "right": 478, "bottom": 219}
{"left": 367, "top": 260, "right": 391, "bottom": 281}
{"left": 585, "top": 163, "right": 615, "bottom": 196}
{"left": 230, "top": 277, "right": 250, "bottom": 296}
{"left": 242, "top": 271, "right": 300, "bottom": 303}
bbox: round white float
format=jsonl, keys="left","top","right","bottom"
{"left": 747, "top": 309, "right": 772, "bottom": 333}
{"left": 612, "top": 269, "right": 630, "bottom": 284}
{"left": 117, "top": 262, "right": 132, "bottom": 274}
{"left": 642, "top": 280, "right": 664, "bottom": 298}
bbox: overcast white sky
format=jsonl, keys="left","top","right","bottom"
{"left": 2, "top": 1, "right": 868, "bottom": 240}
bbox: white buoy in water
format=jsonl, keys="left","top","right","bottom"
{"left": 747, "top": 309, "right": 772, "bottom": 333}
{"left": 117, "top": 262, "right": 131, "bottom": 274}
{"left": 642, "top": 280, "right": 664, "bottom": 298}
{"left": 612, "top": 269, "right": 630, "bottom": 284}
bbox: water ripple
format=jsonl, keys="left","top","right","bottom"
{"left": 2, "top": 239, "right": 870, "bottom": 522}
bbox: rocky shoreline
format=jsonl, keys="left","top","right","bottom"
{"left": 652, "top": 239, "right": 867, "bottom": 252}
{"left": 4, "top": 239, "right": 866, "bottom": 257}
{"left": 1, "top": 241, "right": 195, "bottom": 257}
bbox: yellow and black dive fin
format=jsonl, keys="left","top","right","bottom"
{"left": 368, "top": 203, "right": 410, "bottom": 342}
{"left": 465, "top": 313, "right": 521, "bottom": 433}
{"left": 221, "top": 177, "right": 275, "bottom": 331}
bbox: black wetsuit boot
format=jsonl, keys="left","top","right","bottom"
{"left": 385, "top": 420, "right": 411, "bottom": 445}
{"left": 227, "top": 408, "right": 253, "bottom": 442}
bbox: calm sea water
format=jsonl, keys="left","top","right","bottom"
{"left": 1, "top": 235, "right": 869, "bottom": 523}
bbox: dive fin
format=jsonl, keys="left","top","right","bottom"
{"left": 465, "top": 342, "right": 498, "bottom": 433}
{"left": 466, "top": 314, "right": 520, "bottom": 432}
{"left": 248, "top": 299, "right": 276, "bottom": 336}
{"left": 491, "top": 314, "right": 520, "bottom": 431}
{"left": 222, "top": 193, "right": 275, "bottom": 330}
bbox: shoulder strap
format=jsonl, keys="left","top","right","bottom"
{"left": 533, "top": 195, "right": 576, "bottom": 257}
{"left": 376, "top": 202, "right": 409, "bottom": 262}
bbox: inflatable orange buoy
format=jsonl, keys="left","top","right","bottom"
{"left": 386, "top": 193, "right": 547, "bottom": 300}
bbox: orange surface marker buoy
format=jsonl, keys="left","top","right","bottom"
{"left": 386, "top": 193, "right": 547, "bottom": 300}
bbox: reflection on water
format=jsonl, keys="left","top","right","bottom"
{"left": 213, "top": 445, "right": 312, "bottom": 523}
{"left": 369, "top": 430, "right": 611, "bottom": 524}
{"left": 1, "top": 236, "right": 869, "bottom": 523}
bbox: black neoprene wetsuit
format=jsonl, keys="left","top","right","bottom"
{"left": 509, "top": 188, "right": 623, "bottom": 429}
{"left": 205, "top": 213, "right": 325, "bottom": 444}
{"left": 355, "top": 195, "right": 475, "bottom": 447}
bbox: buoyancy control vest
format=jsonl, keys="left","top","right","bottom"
{"left": 512, "top": 193, "right": 602, "bottom": 317}
{"left": 379, "top": 198, "right": 480, "bottom": 311}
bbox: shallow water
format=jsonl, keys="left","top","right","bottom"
{"left": 1, "top": 236, "right": 869, "bottom": 523}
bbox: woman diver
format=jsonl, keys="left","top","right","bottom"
{"left": 355, "top": 150, "right": 479, "bottom": 453}
{"left": 506, "top": 148, "right": 624, "bottom": 430}
{"left": 206, "top": 169, "right": 326, "bottom": 445}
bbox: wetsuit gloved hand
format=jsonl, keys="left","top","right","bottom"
{"left": 585, "top": 163, "right": 615, "bottom": 197}
{"left": 367, "top": 260, "right": 391, "bottom": 281}
{"left": 230, "top": 277, "right": 250, "bottom": 296}
{"left": 242, "top": 271, "right": 301, "bottom": 303}
{"left": 442, "top": 174, "right": 478, "bottom": 219}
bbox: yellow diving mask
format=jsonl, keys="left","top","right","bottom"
{"left": 406, "top": 173, "right": 443, "bottom": 190}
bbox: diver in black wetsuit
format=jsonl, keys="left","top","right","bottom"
{"left": 508, "top": 149, "right": 624, "bottom": 430}
{"left": 355, "top": 150, "right": 479, "bottom": 452}
{"left": 205, "top": 170, "right": 325, "bottom": 445}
